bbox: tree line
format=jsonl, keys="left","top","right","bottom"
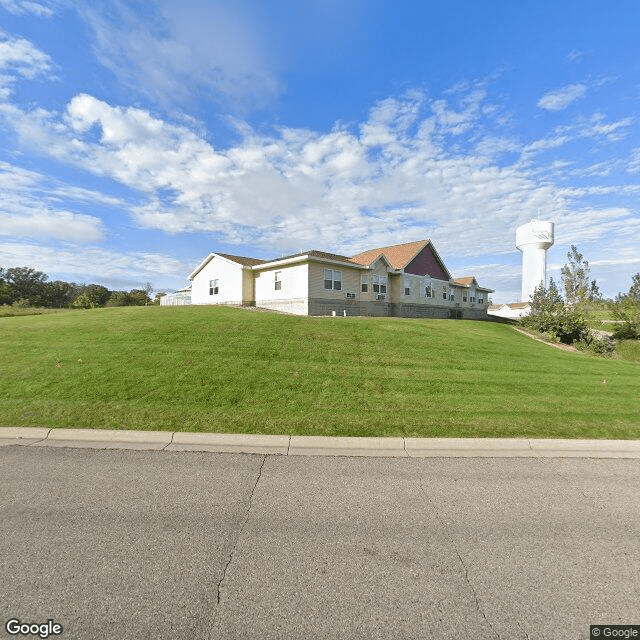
{"left": 0, "top": 266, "right": 156, "bottom": 309}
{"left": 521, "top": 245, "right": 640, "bottom": 353}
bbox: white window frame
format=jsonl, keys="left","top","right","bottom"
{"left": 275, "top": 271, "right": 282, "bottom": 291}
{"left": 209, "top": 279, "right": 219, "bottom": 295}
{"left": 404, "top": 277, "right": 411, "bottom": 296}
{"left": 373, "top": 275, "right": 387, "bottom": 294}
{"left": 324, "top": 268, "right": 342, "bottom": 291}
{"left": 361, "top": 275, "right": 368, "bottom": 293}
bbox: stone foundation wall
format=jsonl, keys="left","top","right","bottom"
{"left": 308, "top": 298, "right": 490, "bottom": 319}
{"left": 256, "top": 298, "right": 309, "bottom": 315}
{"left": 308, "top": 298, "right": 364, "bottom": 317}
{"left": 389, "top": 303, "right": 450, "bottom": 319}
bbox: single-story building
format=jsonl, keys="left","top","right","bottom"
{"left": 487, "top": 302, "right": 531, "bottom": 319}
{"left": 163, "top": 239, "right": 493, "bottom": 318}
{"left": 159, "top": 285, "right": 192, "bottom": 306}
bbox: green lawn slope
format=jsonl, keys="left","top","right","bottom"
{"left": 1, "top": 306, "right": 638, "bottom": 438}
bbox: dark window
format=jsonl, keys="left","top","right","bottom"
{"left": 324, "top": 269, "right": 333, "bottom": 290}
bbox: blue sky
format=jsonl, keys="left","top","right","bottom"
{"left": 1, "top": 0, "right": 639, "bottom": 302}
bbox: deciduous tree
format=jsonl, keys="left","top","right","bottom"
{"left": 560, "top": 245, "right": 599, "bottom": 304}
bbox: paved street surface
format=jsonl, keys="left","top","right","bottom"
{"left": 1, "top": 446, "right": 639, "bottom": 639}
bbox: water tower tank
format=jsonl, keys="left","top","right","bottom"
{"left": 516, "top": 220, "right": 554, "bottom": 302}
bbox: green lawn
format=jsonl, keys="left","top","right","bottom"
{"left": 1, "top": 306, "right": 638, "bottom": 439}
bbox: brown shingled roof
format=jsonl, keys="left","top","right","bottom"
{"left": 217, "top": 253, "right": 267, "bottom": 267}
{"left": 349, "top": 240, "right": 429, "bottom": 269}
{"left": 268, "top": 249, "right": 355, "bottom": 264}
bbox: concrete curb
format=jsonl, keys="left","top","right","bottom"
{"left": 289, "top": 436, "right": 406, "bottom": 457}
{"left": 2, "top": 427, "right": 640, "bottom": 458}
{"left": 168, "top": 432, "right": 289, "bottom": 455}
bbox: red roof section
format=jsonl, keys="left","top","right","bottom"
{"left": 350, "top": 240, "right": 429, "bottom": 269}
{"left": 453, "top": 277, "right": 477, "bottom": 286}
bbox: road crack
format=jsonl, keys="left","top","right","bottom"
{"left": 453, "top": 547, "right": 501, "bottom": 640}
{"left": 215, "top": 454, "right": 267, "bottom": 606}
{"left": 419, "top": 476, "right": 502, "bottom": 640}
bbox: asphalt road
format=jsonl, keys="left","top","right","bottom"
{"left": 1, "top": 446, "right": 639, "bottom": 640}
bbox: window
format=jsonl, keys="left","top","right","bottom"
{"left": 442, "top": 287, "right": 447, "bottom": 300}
{"left": 470, "top": 296, "right": 476, "bottom": 303}
{"left": 463, "top": 294, "right": 467, "bottom": 302}
{"left": 275, "top": 271, "right": 281, "bottom": 291}
{"left": 449, "top": 293, "right": 455, "bottom": 301}
{"left": 404, "top": 278, "right": 411, "bottom": 296}
{"left": 478, "top": 296, "right": 484, "bottom": 304}
{"left": 373, "top": 275, "right": 387, "bottom": 294}
{"left": 361, "top": 275, "right": 368, "bottom": 293}
{"left": 209, "top": 279, "right": 218, "bottom": 295}
{"left": 324, "top": 269, "right": 342, "bottom": 291}
{"left": 425, "top": 285, "right": 433, "bottom": 298}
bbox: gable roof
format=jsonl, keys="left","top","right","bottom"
{"left": 271, "top": 249, "right": 355, "bottom": 264}
{"left": 453, "top": 276, "right": 477, "bottom": 287}
{"left": 217, "top": 253, "right": 267, "bottom": 267}
{"left": 350, "top": 240, "right": 429, "bottom": 269}
{"left": 189, "top": 252, "right": 267, "bottom": 280}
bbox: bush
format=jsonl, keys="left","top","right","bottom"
{"left": 612, "top": 298, "right": 640, "bottom": 340}
{"left": 521, "top": 281, "right": 588, "bottom": 344}
{"left": 576, "top": 333, "right": 616, "bottom": 357}
{"left": 12, "top": 298, "right": 33, "bottom": 309}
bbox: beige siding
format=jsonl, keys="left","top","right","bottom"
{"left": 360, "top": 259, "right": 393, "bottom": 304}
{"left": 308, "top": 262, "right": 360, "bottom": 300}
{"left": 191, "top": 256, "right": 243, "bottom": 305}
{"left": 242, "top": 268, "right": 254, "bottom": 304}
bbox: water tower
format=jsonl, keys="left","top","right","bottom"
{"left": 516, "top": 219, "right": 554, "bottom": 302}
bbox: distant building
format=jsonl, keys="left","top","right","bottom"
{"left": 158, "top": 285, "right": 191, "bottom": 306}
{"left": 163, "top": 239, "right": 494, "bottom": 318}
{"left": 487, "top": 302, "right": 531, "bottom": 319}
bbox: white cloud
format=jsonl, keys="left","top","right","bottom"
{"left": 71, "top": 0, "right": 282, "bottom": 110}
{"left": 0, "top": 0, "right": 54, "bottom": 16}
{"left": 627, "top": 148, "right": 640, "bottom": 174}
{"left": 1, "top": 85, "right": 639, "bottom": 301}
{"left": 567, "top": 49, "right": 586, "bottom": 63}
{"left": 0, "top": 33, "right": 54, "bottom": 96}
{"left": 0, "top": 161, "right": 106, "bottom": 242}
{"left": 0, "top": 210, "right": 104, "bottom": 242}
{"left": 0, "top": 241, "right": 186, "bottom": 289}
{"left": 537, "top": 83, "right": 587, "bottom": 111}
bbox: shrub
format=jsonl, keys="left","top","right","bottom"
{"left": 576, "top": 333, "right": 616, "bottom": 357}
{"left": 521, "top": 281, "right": 588, "bottom": 344}
{"left": 612, "top": 298, "right": 640, "bottom": 340}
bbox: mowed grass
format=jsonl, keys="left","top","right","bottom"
{"left": 1, "top": 305, "right": 638, "bottom": 439}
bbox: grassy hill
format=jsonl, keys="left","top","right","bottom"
{"left": 1, "top": 305, "right": 638, "bottom": 439}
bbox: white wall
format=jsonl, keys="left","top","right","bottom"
{"left": 255, "top": 263, "right": 309, "bottom": 314}
{"left": 191, "top": 256, "right": 244, "bottom": 305}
